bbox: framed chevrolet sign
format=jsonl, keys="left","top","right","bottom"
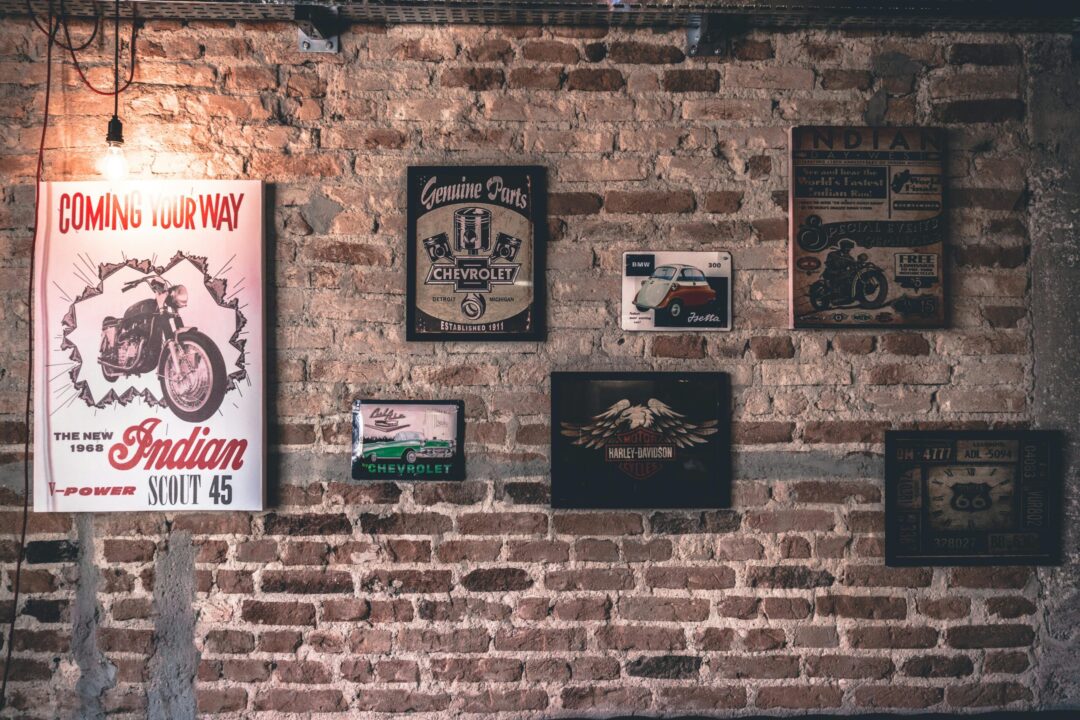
{"left": 407, "top": 166, "right": 546, "bottom": 341}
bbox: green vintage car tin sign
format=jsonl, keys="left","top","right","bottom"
{"left": 352, "top": 400, "right": 465, "bottom": 481}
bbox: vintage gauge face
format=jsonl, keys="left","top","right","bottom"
{"left": 927, "top": 464, "right": 1015, "bottom": 531}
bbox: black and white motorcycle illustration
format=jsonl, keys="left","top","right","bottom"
{"left": 808, "top": 240, "right": 889, "bottom": 311}
{"left": 98, "top": 274, "right": 227, "bottom": 422}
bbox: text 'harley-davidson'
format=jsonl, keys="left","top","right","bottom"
{"left": 98, "top": 275, "right": 227, "bottom": 422}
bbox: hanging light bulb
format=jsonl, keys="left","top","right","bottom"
{"left": 99, "top": 114, "right": 127, "bottom": 180}
{"left": 100, "top": 0, "right": 127, "bottom": 181}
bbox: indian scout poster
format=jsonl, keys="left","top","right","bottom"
{"left": 407, "top": 166, "right": 545, "bottom": 341}
{"left": 621, "top": 251, "right": 732, "bottom": 331}
{"left": 789, "top": 126, "right": 946, "bottom": 328}
{"left": 551, "top": 372, "right": 731, "bottom": 509}
{"left": 32, "top": 180, "right": 264, "bottom": 512}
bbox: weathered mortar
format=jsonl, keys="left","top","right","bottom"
{"left": 0, "top": 17, "right": 1076, "bottom": 718}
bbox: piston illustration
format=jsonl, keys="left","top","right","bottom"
{"left": 454, "top": 207, "right": 491, "bottom": 256}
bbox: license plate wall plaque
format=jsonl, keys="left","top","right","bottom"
{"left": 352, "top": 400, "right": 465, "bottom": 481}
{"left": 790, "top": 126, "right": 946, "bottom": 328}
{"left": 621, "top": 251, "right": 732, "bottom": 331}
{"left": 551, "top": 372, "right": 730, "bottom": 509}
{"left": 407, "top": 166, "right": 545, "bottom": 341}
{"left": 885, "top": 430, "right": 1061, "bottom": 566}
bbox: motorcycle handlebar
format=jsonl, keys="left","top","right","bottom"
{"left": 121, "top": 276, "right": 167, "bottom": 293}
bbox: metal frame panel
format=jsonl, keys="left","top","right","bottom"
{"left": 2, "top": 1, "right": 1078, "bottom": 31}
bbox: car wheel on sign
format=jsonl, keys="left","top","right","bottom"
{"left": 668, "top": 300, "right": 683, "bottom": 318}
{"left": 404, "top": 449, "right": 417, "bottom": 464}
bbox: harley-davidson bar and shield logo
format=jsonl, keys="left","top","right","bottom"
{"left": 551, "top": 373, "right": 731, "bottom": 509}
{"left": 603, "top": 427, "right": 676, "bottom": 480}
{"left": 407, "top": 166, "right": 545, "bottom": 341}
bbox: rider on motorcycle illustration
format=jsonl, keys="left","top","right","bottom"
{"left": 809, "top": 238, "right": 889, "bottom": 312}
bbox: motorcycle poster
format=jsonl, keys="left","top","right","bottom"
{"left": 32, "top": 180, "right": 264, "bottom": 512}
{"left": 621, "top": 251, "right": 732, "bottom": 331}
{"left": 406, "top": 165, "right": 546, "bottom": 341}
{"left": 789, "top": 126, "right": 946, "bottom": 328}
{"left": 351, "top": 400, "right": 465, "bottom": 481}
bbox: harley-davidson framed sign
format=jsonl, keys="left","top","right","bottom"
{"left": 789, "top": 126, "right": 946, "bottom": 328}
{"left": 407, "top": 166, "right": 545, "bottom": 341}
{"left": 551, "top": 372, "right": 730, "bottom": 509}
{"left": 621, "top": 251, "right": 732, "bottom": 331}
{"left": 32, "top": 180, "right": 264, "bottom": 512}
{"left": 352, "top": 400, "right": 465, "bottom": 481}
{"left": 885, "top": 430, "right": 1061, "bottom": 566}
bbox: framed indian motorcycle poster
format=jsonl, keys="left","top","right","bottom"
{"left": 351, "top": 400, "right": 465, "bottom": 481}
{"left": 407, "top": 166, "right": 546, "bottom": 341}
{"left": 621, "top": 251, "right": 732, "bottom": 331}
{"left": 551, "top": 372, "right": 730, "bottom": 509}
{"left": 885, "top": 430, "right": 1062, "bottom": 566}
{"left": 32, "top": 180, "right": 264, "bottom": 512}
{"left": 789, "top": 126, "right": 946, "bottom": 328}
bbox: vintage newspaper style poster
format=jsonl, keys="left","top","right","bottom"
{"left": 621, "top": 251, "right": 732, "bottom": 331}
{"left": 789, "top": 126, "right": 946, "bottom": 328}
{"left": 407, "top": 166, "right": 545, "bottom": 341}
{"left": 33, "top": 180, "right": 264, "bottom": 512}
{"left": 351, "top": 400, "right": 465, "bottom": 481}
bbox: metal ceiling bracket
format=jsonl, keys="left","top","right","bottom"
{"left": 296, "top": 4, "right": 341, "bottom": 53}
{"left": 687, "top": 14, "right": 747, "bottom": 58}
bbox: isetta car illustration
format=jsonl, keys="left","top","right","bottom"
{"left": 633, "top": 264, "right": 717, "bottom": 318}
{"left": 361, "top": 431, "right": 455, "bottom": 464}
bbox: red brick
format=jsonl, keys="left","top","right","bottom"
{"left": 652, "top": 335, "right": 706, "bottom": 358}
{"left": 662, "top": 69, "right": 720, "bottom": 92}
{"left": 848, "top": 626, "right": 939, "bottom": 649}
{"left": 241, "top": 600, "right": 315, "bottom": 626}
{"left": 647, "top": 566, "right": 735, "bottom": 590}
{"left": 597, "top": 625, "right": 686, "bottom": 651}
{"left": 854, "top": 686, "right": 943, "bottom": 709}
{"left": 756, "top": 685, "right": 843, "bottom": 709}
{"left": 807, "top": 654, "right": 894, "bottom": 679}
{"left": 553, "top": 512, "right": 643, "bottom": 535}
{"left": 566, "top": 68, "right": 625, "bottom": 91}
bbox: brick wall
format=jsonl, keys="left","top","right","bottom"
{"left": 0, "top": 17, "right": 1058, "bottom": 717}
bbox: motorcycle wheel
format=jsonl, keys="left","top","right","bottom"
{"left": 809, "top": 282, "right": 830, "bottom": 311}
{"left": 855, "top": 269, "right": 889, "bottom": 309}
{"left": 158, "top": 331, "right": 227, "bottom": 423}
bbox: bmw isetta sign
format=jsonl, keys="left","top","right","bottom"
{"left": 32, "top": 180, "right": 264, "bottom": 511}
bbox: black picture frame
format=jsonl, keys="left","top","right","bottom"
{"left": 351, "top": 399, "right": 466, "bottom": 481}
{"left": 885, "top": 430, "right": 1062, "bottom": 566}
{"left": 550, "top": 372, "right": 731, "bottom": 509}
{"left": 406, "top": 165, "right": 546, "bottom": 341}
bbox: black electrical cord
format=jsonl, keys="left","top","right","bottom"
{"left": 0, "top": 7, "right": 55, "bottom": 712}
{"left": 25, "top": 0, "right": 100, "bottom": 52}
{"left": 61, "top": 0, "right": 137, "bottom": 96}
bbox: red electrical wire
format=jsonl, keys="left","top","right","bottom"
{"left": 0, "top": 6, "right": 55, "bottom": 712}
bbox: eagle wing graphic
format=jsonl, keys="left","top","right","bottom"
{"left": 560, "top": 399, "right": 631, "bottom": 449}
{"left": 647, "top": 398, "right": 718, "bottom": 448}
{"left": 561, "top": 397, "right": 717, "bottom": 450}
